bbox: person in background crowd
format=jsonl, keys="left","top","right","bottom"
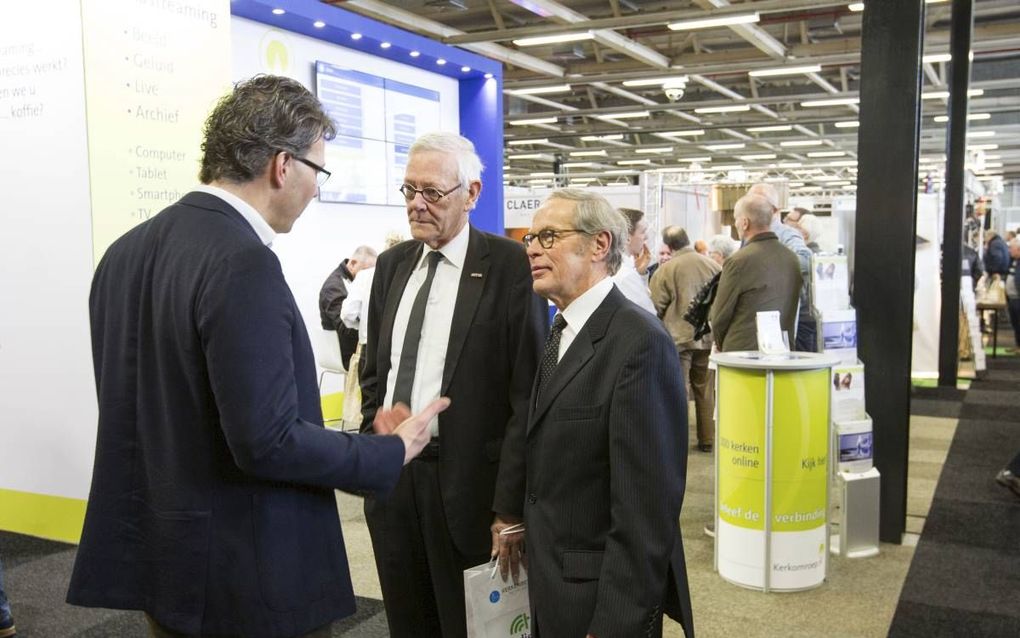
{"left": 707, "top": 234, "right": 736, "bottom": 267}
{"left": 0, "top": 554, "right": 14, "bottom": 638}
{"left": 319, "top": 245, "right": 377, "bottom": 370}
{"left": 612, "top": 208, "right": 657, "bottom": 314}
{"left": 693, "top": 239, "right": 708, "bottom": 255}
{"left": 360, "top": 131, "right": 546, "bottom": 638}
{"left": 648, "top": 239, "right": 675, "bottom": 281}
{"left": 339, "top": 232, "right": 406, "bottom": 431}
{"left": 521, "top": 189, "right": 693, "bottom": 638}
{"left": 996, "top": 451, "right": 1020, "bottom": 499}
{"left": 784, "top": 206, "right": 809, "bottom": 228}
{"left": 710, "top": 194, "right": 802, "bottom": 352}
{"left": 797, "top": 213, "right": 823, "bottom": 253}
{"left": 1004, "top": 238, "right": 1020, "bottom": 350}
{"left": 651, "top": 226, "right": 722, "bottom": 453}
{"left": 985, "top": 230, "right": 1011, "bottom": 278}
{"left": 748, "top": 184, "right": 815, "bottom": 352}
{"left": 66, "top": 74, "right": 444, "bottom": 638}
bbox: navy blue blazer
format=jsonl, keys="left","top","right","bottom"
{"left": 67, "top": 192, "right": 406, "bottom": 638}
{"left": 525, "top": 286, "right": 694, "bottom": 638}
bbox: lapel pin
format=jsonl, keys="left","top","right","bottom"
{"left": 470, "top": 272, "right": 483, "bottom": 278}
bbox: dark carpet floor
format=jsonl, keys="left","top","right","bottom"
{"left": 0, "top": 532, "right": 387, "bottom": 637}
{"left": 889, "top": 354, "right": 1020, "bottom": 637}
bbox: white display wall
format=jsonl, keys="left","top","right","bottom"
{"left": 231, "top": 17, "right": 461, "bottom": 378}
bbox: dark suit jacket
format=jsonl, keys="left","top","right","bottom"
{"left": 319, "top": 261, "right": 359, "bottom": 368}
{"left": 525, "top": 286, "right": 694, "bottom": 638}
{"left": 67, "top": 192, "right": 406, "bottom": 638}
{"left": 360, "top": 226, "right": 546, "bottom": 554}
{"left": 709, "top": 231, "right": 802, "bottom": 352}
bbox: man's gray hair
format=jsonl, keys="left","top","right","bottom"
{"left": 747, "top": 182, "right": 780, "bottom": 212}
{"left": 708, "top": 234, "right": 737, "bottom": 260}
{"left": 200, "top": 75, "right": 336, "bottom": 184}
{"left": 409, "top": 132, "right": 484, "bottom": 209}
{"left": 735, "top": 194, "right": 774, "bottom": 232}
{"left": 351, "top": 245, "right": 378, "bottom": 261}
{"left": 545, "top": 189, "right": 628, "bottom": 275}
{"left": 662, "top": 225, "right": 690, "bottom": 251}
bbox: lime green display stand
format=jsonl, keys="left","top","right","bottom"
{"left": 712, "top": 351, "right": 841, "bottom": 592}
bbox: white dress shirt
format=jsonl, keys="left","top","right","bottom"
{"left": 193, "top": 184, "right": 276, "bottom": 247}
{"left": 557, "top": 276, "right": 615, "bottom": 362}
{"left": 340, "top": 266, "right": 375, "bottom": 345}
{"left": 384, "top": 223, "right": 470, "bottom": 435}
{"left": 612, "top": 254, "right": 656, "bottom": 315}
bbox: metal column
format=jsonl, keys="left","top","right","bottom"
{"left": 938, "top": 0, "right": 975, "bottom": 387}
{"left": 853, "top": 0, "right": 925, "bottom": 544}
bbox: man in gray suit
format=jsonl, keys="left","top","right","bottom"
{"left": 650, "top": 226, "right": 722, "bottom": 453}
{"left": 519, "top": 189, "right": 694, "bottom": 638}
{"left": 710, "top": 194, "right": 802, "bottom": 352}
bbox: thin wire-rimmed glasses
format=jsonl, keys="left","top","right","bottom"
{"left": 522, "top": 228, "right": 593, "bottom": 249}
{"left": 398, "top": 183, "right": 463, "bottom": 204}
{"left": 278, "top": 150, "right": 331, "bottom": 187}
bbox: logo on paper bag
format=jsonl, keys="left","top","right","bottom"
{"left": 489, "top": 590, "right": 500, "bottom": 603}
{"left": 510, "top": 613, "right": 530, "bottom": 634}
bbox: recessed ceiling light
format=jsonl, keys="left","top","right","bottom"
{"left": 351, "top": 33, "right": 362, "bottom": 40}
{"left": 508, "top": 117, "right": 558, "bottom": 126}
{"left": 380, "top": 42, "right": 391, "bottom": 49}
{"left": 272, "top": 8, "right": 285, "bottom": 15}
{"left": 436, "top": 58, "right": 446, "bottom": 65}
{"left": 461, "top": 66, "right": 471, "bottom": 73}
{"left": 694, "top": 105, "right": 752, "bottom": 114}
{"left": 780, "top": 140, "right": 825, "bottom": 147}
{"left": 313, "top": 20, "right": 325, "bottom": 28}
{"left": 748, "top": 65, "right": 822, "bottom": 78}
{"left": 747, "top": 125, "right": 793, "bottom": 133}
{"left": 513, "top": 32, "right": 594, "bottom": 47}
{"left": 668, "top": 13, "right": 759, "bottom": 31}
{"left": 485, "top": 73, "right": 494, "bottom": 79}
{"left": 410, "top": 50, "right": 421, "bottom": 58}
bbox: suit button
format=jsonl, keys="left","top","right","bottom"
{"left": 528, "top": 493, "right": 537, "bottom": 504}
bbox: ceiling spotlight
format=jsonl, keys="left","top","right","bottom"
{"left": 668, "top": 13, "right": 759, "bottom": 31}
{"left": 313, "top": 20, "right": 325, "bottom": 28}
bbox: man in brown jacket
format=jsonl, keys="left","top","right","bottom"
{"left": 710, "top": 194, "right": 802, "bottom": 352}
{"left": 651, "top": 226, "right": 721, "bottom": 452}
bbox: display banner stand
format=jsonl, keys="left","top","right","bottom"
{"left": 712, "top": 351, "right": 841, "bottom": 592}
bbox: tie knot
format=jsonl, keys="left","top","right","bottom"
{"left": 427, "top": 251, "right": 443, "bottom": 267}
{"left": 552, "top": 314, "right": 567, "bottom": 333}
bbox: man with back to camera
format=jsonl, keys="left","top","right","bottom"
{"left": 611, "top": 207, "right": 656, "bottom": 315}
{"left": 359, "top": 131, "right": 546, "bottom": 638}
{"left": 66, "top": 75, "right": 447, "bottom": 638}
{"left": 319, "top": 245, "right": 377, "bottom": 369}
{"left": 650, "top": 225, "right": 722, "bottom": 453}
{"left": 748, "top": 183, "right": 815, "bottom": 351}
{"left": 518, "top": 189, "right": 694, "bottom": 638}
{"left": 710, "top": 194, "right": 803, "bottom": 352}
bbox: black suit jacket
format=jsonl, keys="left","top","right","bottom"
{"left": 360, "top": 226, "right": 546, "bottom": 554}
{"left": 67, "top": 192, "right": 406, "bottom": 638}
{"left": 525, "top": 286, "right": 694, "bottom": 638}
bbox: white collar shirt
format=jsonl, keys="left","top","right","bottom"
{"left": 385, "top": 222, "right": 471, "bottom": 436}
{"left": 556, "top": 276, "right": 614, "bottom": 362}
{"left": 193, "top": 184, "right": 276, "bottom": 247}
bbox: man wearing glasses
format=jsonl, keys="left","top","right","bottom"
{"left": 360, "top": 131, "right": 546, "bottom": 638}
{"left": 520, "top": 190, "right": 694, "bottom": 638}
{"left": 68, "top": 76, "right": 447, "bottom": 638}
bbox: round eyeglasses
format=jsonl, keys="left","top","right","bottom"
{"left": 522, "top": 228, "right": 593, "bottom": 249}
{"left": 398, "top": 183, "right": 463, "bottom": 204}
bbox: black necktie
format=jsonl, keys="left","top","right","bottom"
{"left": 538, "top": 314, "right": 567, "bottom": 395}
{"left": 392, "top": 251, "right": 442, "bottom": 407}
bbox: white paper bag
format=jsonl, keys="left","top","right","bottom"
{"left": 464, "top": 560, "right": 532, "bottom": 638}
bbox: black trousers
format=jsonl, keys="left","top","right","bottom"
{"left": 365, "top": 457, "right": 489, "bottom": 638}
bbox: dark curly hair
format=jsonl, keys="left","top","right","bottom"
{"left": 199, "top": 75, "right": 336, "bottom": 184}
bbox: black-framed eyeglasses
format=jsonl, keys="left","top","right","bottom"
{"left": 522, "top": 228, "right": 593, "bottom": 249}
{"left": 278, "top": 150, "right": 331, "bottom": 187}
{"left": 398, "top": 183, "right": 462, "bottom": 204}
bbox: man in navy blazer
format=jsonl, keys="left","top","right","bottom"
{"left": 519, "top": 189, "right": 695, "bottom": 638}
{"left": 66, "top": 75, "right": 445, "bottom": 638}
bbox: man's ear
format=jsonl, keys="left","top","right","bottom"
{"left": 268, "top": 151, "right": 289, "bottom": 188}
{"left": 592, "top": 230, "right": 612, "bottom": 261}
{"left": 465, "top": 180, "right": 482, "bottom": 210}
